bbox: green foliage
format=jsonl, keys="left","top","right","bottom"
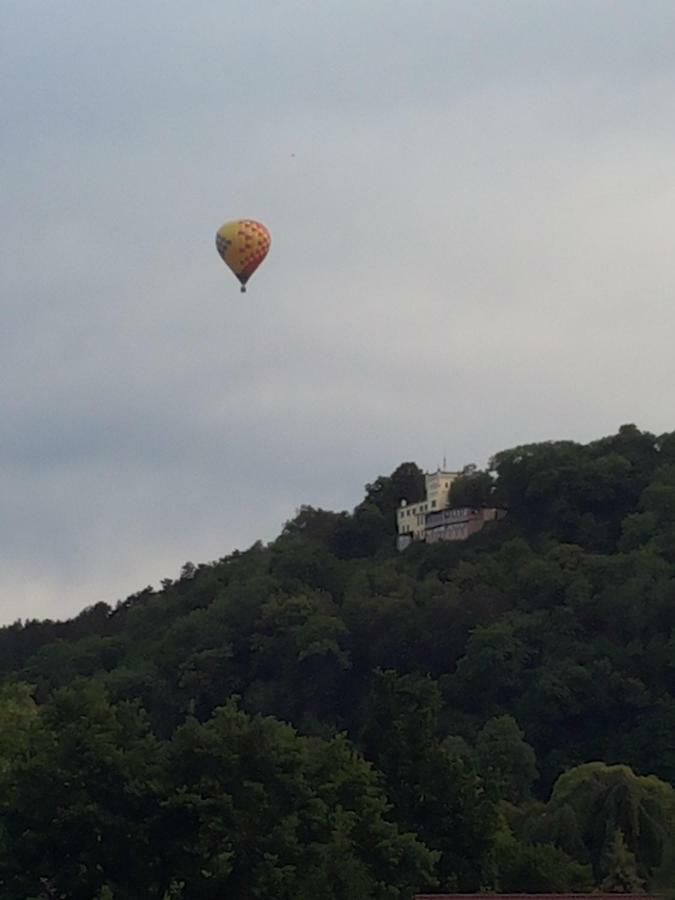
{"left": 525, "top": 762, "right": 675, "bottom": 885}
{"left": 475, "top": 715, "right": 537, "bottom": 803}
{"left": 493, "top": 827, "right": 593, "bottom": 891}
{"left": 0, "top": 681, "right": 165, "bottom": 898}
{"left": 0, "top": 682, "right": 38, "bottom": 774}
{"left": 3, "top": 427, "right": 675, "bottom": 893}
{"left": 600, "top": 829, "right": 645, "bottom": 891}
{"left": 358, "top": 669, "right": 498, "bottom": 888}
{"left": 164, "top": 702, "right": 437, "bottom": 898}
{"left": 449, "top": 465, "right": 495, "bottom": 508}
{"left": 337, "top": 462, "right": 426, "bottom": 557}
{"left": 245, "top": 590, "right": 351, "bottom": 729}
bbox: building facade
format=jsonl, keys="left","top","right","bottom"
{"left": 396, "top": 469, "right": 505, "bottom": 550}
{"left": 396, "top": 469, "right": 459, "bottom": 545}
{"left": 415, "top": 895, "right": 661, "bottom": 900}
{"left": 425, "top": 506, "right": 506, "bottom": 543}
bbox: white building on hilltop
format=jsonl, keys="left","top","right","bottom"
{"left": 396, "top": 469, "right": 459, "bottom": 548}
{"left": 396, "top": 467, "right": 506, "bottom": 551}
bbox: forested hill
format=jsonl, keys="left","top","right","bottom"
{"left": 3, "top": 423, "right": 675, "bottom": 898}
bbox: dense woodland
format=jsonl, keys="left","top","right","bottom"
{"left": 2, "top": 424, "right": 675, "bottom": 897}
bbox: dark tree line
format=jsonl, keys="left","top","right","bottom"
{"left": 2, "top": 424, "right": 675, "bottom": 896}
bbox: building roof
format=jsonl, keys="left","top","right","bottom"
{"left": 415, "top": 895, "right": 662, "bottom": 900}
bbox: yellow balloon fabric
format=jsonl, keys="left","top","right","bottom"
{"left": 215, "top": 219, "right": 271, "bottom": 292}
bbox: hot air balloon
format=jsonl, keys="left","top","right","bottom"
{"left": 215, "top": 219, "right": 271, "bottom": 292}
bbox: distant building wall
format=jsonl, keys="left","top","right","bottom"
{"left": 396, "top": 469, "right": 458, "bottom": 540}
{"left": 415, "top": 895, "right": 662, "bottom": 900}
{"left": 396, "top": 533, "right": 413, "bottom": 552}
{"left": 424, "top": 470, "right": 457, "bottom": 510}
{"left": 425, "top": 506, "right": 505, "bottom": 543}
{"left": 396, "top": 502, "right": 427, "bottom": 540}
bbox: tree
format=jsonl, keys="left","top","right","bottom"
{"left": 449, "top": 466, "right": 495, "bottom": 508}
{"left": 475, "top": 715, "right": 537, "bottom": 803}
{"left": 246, "top": 591, "right": 351, "bottom": 729}
{"left": 493, "top": 828, "right": 592, "bottom": 891}
{"left": 163, "top": 702, "right": 438, "bottom": 899}
{"left": 450, "top": 616, "right": 533, "bottom": 716}
{"left": 269, "top": 535, "right": 346, "bottom": 600}
{"left": 531, "top": 762, "right": 675, "bottom": 884}
{"left": 342, "top": 463, "right": 426, "bottom": 556}
{"left": 281, "top": 505, "right": 350, "bottom": 547}
{"left": 0, "top": 681, "right": 165, "bottom": 899}
{"left": 6, "top": 429, "right": 675, "bottom": 895}
{"left": 366, "top": 463, "right": 426, "bottom": 513}
{"left": 0, "top": 682, "right": 38, "bottom": 775}
{"left": 600, "top": 829, "right": 645, "bottom": 892}
{"left": 358, "top": 670, "right": 497, "bottom": 888}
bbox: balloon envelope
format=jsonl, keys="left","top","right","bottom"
{"left": 215, "top": 219, "right": 271, "bottom": 292}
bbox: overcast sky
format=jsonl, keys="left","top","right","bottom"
{"left": 3, "top": 1, "right": 675, "bottom": 623}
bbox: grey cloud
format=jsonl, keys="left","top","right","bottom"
{"left": 3, "top": 0, "right": 675, "bottom": 622}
